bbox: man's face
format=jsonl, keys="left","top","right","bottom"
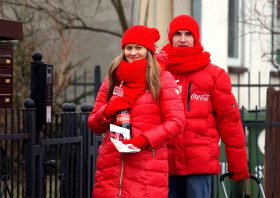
{"left": 172, "top": 30, "right": 194, "bottom": 47}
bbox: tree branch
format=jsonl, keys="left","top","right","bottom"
{"left": 110, "top": 0, "right": 128, "bottom": 33}
{"left": 2, "top": 0, "right": 125, "bottom": 37}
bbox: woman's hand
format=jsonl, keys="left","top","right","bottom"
{"left": 103, "top": 96, "right": 130, "bottom": 119}
{"left": 122, "top": 135, "right": 149, "bottom": 149}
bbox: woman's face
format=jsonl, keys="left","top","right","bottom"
{"left": 124, "top": 44, "right": 148, "bottom": 63}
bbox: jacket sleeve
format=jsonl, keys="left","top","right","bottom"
{"left": 155, "top": 50, "right": 168, "bottom": 71}
{"left": 144, "top": 71, "right": 185, "bottom": 148}
{"left": 87, "top": 77, "right": 111, "bottom": 134}
{"left": 212, "top": 70, "right": 248, "bottom": 173}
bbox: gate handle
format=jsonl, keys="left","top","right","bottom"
{"left": 43, "top": 160, "right": 56, "bottom": 169}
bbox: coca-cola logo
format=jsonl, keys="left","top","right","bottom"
{"left": 190, "top": 93, "right": 210, "bottom": 101}
{"left": 116, "top": 114, "right": 130, "bottom": 124}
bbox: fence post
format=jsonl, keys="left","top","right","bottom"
{"left": 24, "top": 98, "right": 44, "bottom": 198}
{"left": 94, "top": 65, "right": 101, "bottom": 99}
{"left": 61, "top": 103, "right": 81, "bottom": 197}
{"left": 265, "top": 87, "right": 280, "bottom": 197}
{"left": 62, "top": 103, "right": 77, "bottom": 137}
{"left": 80, "top": 103, "right": 93, "bottom": 198}
{"left": 30, "top": 52, "right": 53, "bottom": 132}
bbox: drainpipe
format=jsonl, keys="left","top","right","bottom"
{"left": 271, "top": 0, "right": 280, "bottom": 69}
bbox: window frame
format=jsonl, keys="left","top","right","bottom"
{"left": 227, "top": 0, "right": 244, "bottom": 67}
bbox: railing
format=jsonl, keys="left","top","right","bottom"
{"left": 1, "top": 68, "right": 280, "bottom": 197}
{"left": 0, "top": 101, "right": 102, "bottom": 198}
{"left": 62, "top": 69, "right": 280, "bottom": 110}
{"left": 63, "top": 66, "right": 101, "bottom": 104}
{"left": 2, "top": 102, "right": 279, "bottom": 197}
{"left": 230, "top": 71, "right": 280, "bottom": 109}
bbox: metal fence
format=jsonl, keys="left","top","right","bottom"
{"left": 62, "top": 66, "right": 101, "bottom": 105}
{"left": 1, "top": 68, "right": 280, "bottom": 197}
{"left": 63, "top": 69, "right": 280, "bottom": 110}
{"left": 1, "top": 101, "right": 279, "bottom": 197}
{"left": 230, "top": 71, "right": 280, "bottom": 109}
{"left": 0, "top": 101, "right": 102, "bottom": 198}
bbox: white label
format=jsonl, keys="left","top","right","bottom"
{"left": 46, "top": 106, "right": 52, "bottom": 123}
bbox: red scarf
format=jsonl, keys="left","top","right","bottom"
{"left": 162, "top": 43, "right": 211, "bottom": 75}
{"left": 117, "top": 59, "right": 147, "bottom": 106}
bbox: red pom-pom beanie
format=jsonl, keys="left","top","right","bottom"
{"left": 121, "top": 25, "right": 160, "bottom": 53}
{"left": 168, "top": 15, "right": 201, "bottom": 47}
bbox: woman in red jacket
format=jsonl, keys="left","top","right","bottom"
{"left": 87, "top": 25, "right": 185, "bottom": 198}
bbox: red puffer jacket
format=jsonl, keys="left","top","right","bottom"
{"left": 88, "top": 71, "right": 185, "bottom": 198}
{"left": 167, "top": 63, "right": 247, "bottom": 175}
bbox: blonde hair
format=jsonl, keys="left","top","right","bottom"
{"left": 106, "top": 50, "right": 161, "bottom": 101}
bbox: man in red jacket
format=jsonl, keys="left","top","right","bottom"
{"left": 161, "top": 15, "right": 249, "bottom": 198}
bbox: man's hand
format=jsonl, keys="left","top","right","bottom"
{"left": 230, "top": 169, "right": 250, "bottom": 181}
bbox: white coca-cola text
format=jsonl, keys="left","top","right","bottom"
{"left": 116, "top": 114, "right": 130, "bottom": 124}
{"left": 190, "top": 93, "right": 210, "bottom": 101}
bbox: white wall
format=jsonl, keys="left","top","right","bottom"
{"left": 200, "top": 0, "right": 228, "bottom": 69}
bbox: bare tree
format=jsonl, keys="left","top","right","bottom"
{"left": 0, "top": 0, "right": 135, "bottom": 108}
{"left": 241, "top": 0, "right": 280, "bottom": 69}
{"left": 1, "top": 0, "right": 130, "bottom": 37}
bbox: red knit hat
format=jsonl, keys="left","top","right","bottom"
{"left": 168, "top": 15, "right": 201, "bottom": 47}
{"left": 121, "top": 25, "right": 160, "bottom": 53}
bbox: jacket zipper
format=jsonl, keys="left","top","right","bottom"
{"left": 152, "top": 149, "right": 155, "bottom": 158}
{"left": 186, "top": 82, "right": 192, "bottom": 111}
{"left": 118, "top": 153, "right": 125, "bottom": 198}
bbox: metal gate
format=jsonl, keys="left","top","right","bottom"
{"left": 0, "top": 101, "right": 102, "bottom": 198}
{"left": 0, "top": 108, "right": 28, "bottom": 198}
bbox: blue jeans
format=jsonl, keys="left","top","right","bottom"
{"left": 168, "top": 174, "right": 213, "bottom": 198}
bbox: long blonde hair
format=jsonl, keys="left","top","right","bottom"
{"left": 106, "top": 50, "right": 161, "bottom": 101}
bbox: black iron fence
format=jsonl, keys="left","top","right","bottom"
{"left": 1, "top": 68, "right": 280, "bottom": 197}
{"left": 0, "top": 100, "right": 102, "bottom": 198}
{"left": 0, "top": 103, "right": 274, "bottom": 198}
{"left": 230, "top": 71, "right": 280, "bottom": 109}
{"left": 62, "top": 66, "right": 101, "bottom": 105}
{"left": 62, "top": 69, "right": 280, "bottom": 110}
{"left": 1, "top": 102, "right": 279, "bottom": 197}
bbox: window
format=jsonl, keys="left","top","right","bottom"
{"left": 273, "top": 0, "right": 280, "bottom": 66}
{"left": 228, "top": 0, "right": 243, "bottom": 66}
{"left": 277, "top": 0, "right": 280, "bottom": 19}
{"left": 192, "top": 0, "right": 201, "bottom": 27}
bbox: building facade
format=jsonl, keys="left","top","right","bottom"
{"left": 134, "top": 0, "right": 279, "bottom": 109}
